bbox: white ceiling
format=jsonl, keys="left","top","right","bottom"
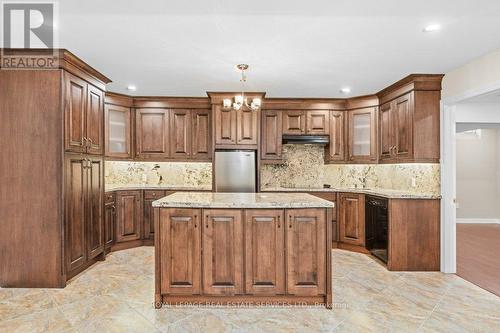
{"left": 57, "top": 0, "right": 500, "bottom": 97}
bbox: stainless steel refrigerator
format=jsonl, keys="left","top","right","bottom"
{"left": 214, "top": 150, "right": 257, "bottom": 192}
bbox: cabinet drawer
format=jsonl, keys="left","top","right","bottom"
{"left": 144, "top": 190, "right": 167, "bottom": 200}
{"left": 105, "top": 192, "right": 115, "bottom": 204}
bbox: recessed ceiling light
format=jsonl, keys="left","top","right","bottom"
{"left": 423, "top": 24, "right": 441, "bottom": 33}
{"left": 127, "top": 85, "right": 137, "bottom": 91}
{"left": 340, "top": 87, "right": 351, "bottom": 94}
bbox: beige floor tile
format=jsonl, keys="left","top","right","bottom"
{"left": 0, "top": 307, "right": 73, "bottom": 333}
{"left": 0, "top": 289, "right": 58, "bottom": 321}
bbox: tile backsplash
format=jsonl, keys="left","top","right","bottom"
{"left": 105, "top": 161, "right": 212, "bottom": 188}
{"left": 260, "top": 145, "right": 440, "bottom": 195}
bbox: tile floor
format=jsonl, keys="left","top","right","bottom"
{"left": 1, "top": 247, "right": 499, "bottom": 332}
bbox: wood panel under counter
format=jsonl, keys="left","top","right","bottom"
{"left": 152, "top": 192, "right": 335, "bottom": 309}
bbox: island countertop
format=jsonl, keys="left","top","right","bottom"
{"left": 152, "top": 192, "right": 335, "bottom": 209}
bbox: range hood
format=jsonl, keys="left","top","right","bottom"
{"left": 282, "top": 135, "right": 330, "bottom": 145}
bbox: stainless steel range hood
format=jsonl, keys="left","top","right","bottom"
{"left": 282, "top": 135, "right": 330, "bottom": 145}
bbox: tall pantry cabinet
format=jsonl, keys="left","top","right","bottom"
{"left": 0, "top": 49, "right": 111, "bottom": 287}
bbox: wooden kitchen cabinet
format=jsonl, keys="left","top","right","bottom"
{"left": 135, "top": 109, "right": 170, "bottom": 159}
{"left": 261, "top": 110, "right": 283, "bottom": 161}
{"left": 202, "top": 209, "right": 244, "bottom": 295}
{"left": 159, "top": 208, "right": 201, "bottom": 295}
{"left": 244, "top": 209, "right": 285, "bottom": 295}
{"left": 338, "top": 193, "right": 365, "bottom": 246}
{"left": 115, "top": 190, "right": 142, "bottom": 242}
{"left": 286, "top": 209, "right": 326, "bottom": 296}
{"left": 348, "top": 107, "right": 378, "bottom": 163}
{"left": 143, "top": 190, "right": 169, "bottom": 240}
{"left": 192, "top": 109, "right": 212, "bottom": 160}
{"left": 64, "top": 155, "right": 104, "bottom": 277}
{"left": 214, "top": 105, "right": 258, "bottom": 148}
{"left": 104, "top": 192, "right": 116, "bottom": 252}
{"left": 170, "top": 109, "right": 192, "bottom": 158}
{"left": 105, "top": 104, "right": 133, "bottom": 159}
{"left": 326, "top": 111, "right": 346, "bottom": 162}
{"left": 283, "top": 110, "right": 329, "bottom": 135}
{"left": 64, "top": 72, "right": 104, "bottom": 155}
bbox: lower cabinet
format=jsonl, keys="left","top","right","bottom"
{"left": 339, "top": 193, "right": 365, "bottom": 246}
{"left": 104, "top": 192, "right": 116, "bottom": 252}
{"left": 244, "top": 210, "right": 285, "bottom": 295}
{"left": 157, "top": 208, "right": 329, "bottom": 301}
{"left": 143, "top": 190, "right": 171, "bottom": 240}
{"left": 286, "top": 209, "right": 326, "bottom": 296}
{"left": 116, "top": 190, "right": 142, "bottom": 242}
{"left": 159, "top": 208, "right": 201, "bottom": 295}
{"left": 202, "top": 209, "right": 244, "bottom": 295}
{"left": 64, "top": 155, "right": 104, "bottom": 277}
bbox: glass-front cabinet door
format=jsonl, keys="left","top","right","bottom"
{"left": 348, "top": 107, "right": 377, "bottom": 163}
{"left": 105, "top": 104, "right": 132, "bottom": 158}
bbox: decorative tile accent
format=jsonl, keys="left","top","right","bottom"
{"left": 105, "top": 161, "right": 212, "bottom": 189}
{"left": 261, "top": 145, "right": 440, "bottom": 196}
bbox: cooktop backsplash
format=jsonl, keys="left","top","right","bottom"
{"left": 260, "top": 145, "right": 440, "bottom": 195}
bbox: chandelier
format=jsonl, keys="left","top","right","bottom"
{"left": 223, "top": 64, "right": 262, "bottom": 111}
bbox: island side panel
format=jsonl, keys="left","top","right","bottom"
{"left": 326, "top": 207, "right": 333, "bottom": 308}
{"left": 154, "top": 207, "right": 161, "bottom": 308}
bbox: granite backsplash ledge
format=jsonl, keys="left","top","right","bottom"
{"left": 260, "top": 145, "right": 440, "bottom": 196}
{"left": 105, "top": 161, "right": 212, "bottom": 189}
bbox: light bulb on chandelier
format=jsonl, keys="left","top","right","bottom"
{"left": 222, "top": 64, "right": 261, "bottom": 111}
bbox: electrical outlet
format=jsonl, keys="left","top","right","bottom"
{"left": 411, "top": 177, "right": 417, "bottom": 188}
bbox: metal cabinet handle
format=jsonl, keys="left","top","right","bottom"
{"left": 277, "top": 216, "right": 281, "bottom": 228}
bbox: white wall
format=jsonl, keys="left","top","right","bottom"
{"left": 456, "top": 128, "right": 500, "bottom": 219}
{"left": 442, "top": 49, "right": 500, "bottom": 100}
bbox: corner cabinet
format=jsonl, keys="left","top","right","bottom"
{"left": 105, "top": 104, "right": 133, "bottom": 159}
{"left": 115, "top": 190, "right": 142, "bottom": 243}
{"left": 325, "top": 111, "right": 346, "bottom": 162}
{"left": 347, "top": 107, "right": 378, "bottom": 163}
{"left": 338, "top": 193, "right": 365, "bottom": 246}
{"left": 214, "top": 105, "right": 259, "bottom": 148}
{"left": 135, "top": 109, "right": 170, "bottom": 159}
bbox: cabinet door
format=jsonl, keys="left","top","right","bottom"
{"left": 202, "top": 209, "right": 243, "bottom": 295}
{"left": 286, "top": 209, "right": 326, "bottom": 296}
{"left": 237, "top": 108, "right": 258, "bottom": 145}
{"left": 105, "top": 104, "right": 132, "bottom": 158}
{"left": 379, "top": 102, "right": 395, "bottom": 161}
{"left": 116, "top": 190, "right": 142, "bottom": 242}
{"left": 283, "top": 110, "right": 305, "bottom": 135}
{"left": 160, "top": 208, "right": 201, "bottom": 295}
{"left": 86, "top": 85, "right": 104, "bottom": 155}
{"left": 348, "top": 107, "right": 377, "bottom": 163}
{"left": 143, "top": 190, "right": 168, "bottom": 240}
{"left": 170, "top": 109, "right": 191, "bottom": 158}
{"left": 339, "top": 193, "right": 365, "bottom": 246}
{"left": 244, "top": 210, "right": 285, "bottom": 295}
{"left": 261, "top": 110, "right": 283, "bottom": 160}
{"left": 135, "top": 109, "right": 169, "bottom": 158}
{"left": 214, "top": 106, "right": 237, "bottom": 145}
{"left": 87, "top": 157, "right": 104, "bottom": 259}
{"left": 104, "top": 201, "right": 115, "bottom": 250}
{"left": 192, "top": 109, "right": 212, "bottom": 160}
{"left": 306, "top": 111, "right": 330, "bottom": 135}
{"left": 65, "top": 155, "right": 87, "bottom": 273}
{"left": 64, "top": 73, "right": 87, "bottom": 153}
{"left": 328, "top": 111, "right": 345, "bottom": 161}
{"left": 394, "top": 93, "right": 414, "bottom": 160}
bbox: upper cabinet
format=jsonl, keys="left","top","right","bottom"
{"left": 135, "top": 108, "right": 170, "bottom": 159}
{"left": 191, "top": 109, "right": 212, "bottom": 160}
{"left": 261, "top": 110, "right": 283, "bottom": 162}
{"left": 283, "top": 110, "right": 329, "bottom": 135}
{"left": 65, "top": 72, "right": 104, "bottom": 155}
{"left": 377, "top": 74, "right": 443, "bottom": 163}
{"left": 209, "top": 92, "right": 264, "bottom": 149}
{"left": 105, "top": 104, "right": 133, "bottom": 159}
{"left": 325, "top": 111, "right": 346, "bottom": 162}
{"left": 347, "top": 107, "right": 378, "bottom": 163}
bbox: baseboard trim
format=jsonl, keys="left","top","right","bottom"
{"left": 456, "top": 218, "right": 500, "bottom": 224}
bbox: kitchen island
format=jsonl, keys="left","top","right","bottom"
{"left": 152, "top": 192, "right": 335, "bottom": 309}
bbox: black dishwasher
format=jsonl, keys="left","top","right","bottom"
{"left": 365, "top": 196, "right": 389, "bottom": 263}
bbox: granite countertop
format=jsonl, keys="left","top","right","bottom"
{"left": 152, "top": 192, "right": 335, "bottom": 209}
{"left": 105, "top": 184, "right": 213, "bottom": 192}
{"left": 261, "top": 187, "right": 441, "bottom": 199}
